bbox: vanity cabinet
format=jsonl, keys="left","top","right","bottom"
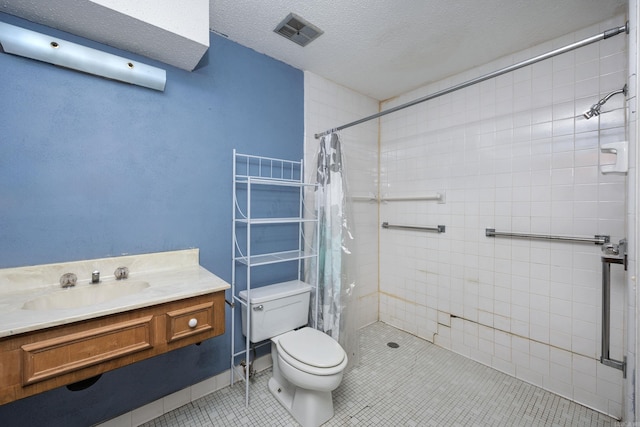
{"left": 0, "top": 291, "right": 225, "bottom": 404}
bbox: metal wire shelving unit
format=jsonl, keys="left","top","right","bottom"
{"left": 230, "top": 150, "right": 318, "bottom": 406}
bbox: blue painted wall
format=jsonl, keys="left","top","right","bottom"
{"left": 0, "top": 12, "right": 303, "bottom": 426}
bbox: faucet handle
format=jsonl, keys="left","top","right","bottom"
{"left": 114, "top": 266, "right": 129, "bottom": 280}
{"left": 60, "top": 273, "right": 77, "bottom": 288}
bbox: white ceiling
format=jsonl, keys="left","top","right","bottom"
{"left": 210, "top": 0, "right": 628, "bottom": 100}
{"left": 0, "top": 1, "right": 628, "bottom": 100}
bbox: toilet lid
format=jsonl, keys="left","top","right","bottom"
{"left": 278, "top": 327, "right": 346, "bottom": 368}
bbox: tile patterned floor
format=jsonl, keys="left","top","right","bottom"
{"left": 142, "top": 322, "right": 616, "bottom": 426}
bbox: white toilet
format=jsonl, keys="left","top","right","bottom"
{"left": 240, "top": 280, "right": 348, "bottom": 427}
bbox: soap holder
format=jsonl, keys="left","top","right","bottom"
{"left": 600, "top": 141, "right": 628, "bottom": 174}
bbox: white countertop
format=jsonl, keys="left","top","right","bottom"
{"left": 0, "top": 249, "right": 230, "bottom": 338}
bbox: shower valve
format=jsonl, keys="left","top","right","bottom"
{"left": 601, "top": 239, "right": 627, "bottom": 270}
{"left": 601, "top": 243, "right": 619, "bottom": 256}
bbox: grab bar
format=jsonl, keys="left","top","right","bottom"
{"left": 380, "top": 193, "right": 445, "bottom": 203}
{"left": 601, "top": 239, "right": 627, "bottom": 377}
{"left": 351, "top": 193, "right": 446, "bottom": 203}
{"left": 382, "top": 222, "right": 445, "bottom": 233}
{"left": 485, "top": 229, "right": 609, "bottom": 245}
{"left": 350, "top": 193, "right": 378, "bottom": 202}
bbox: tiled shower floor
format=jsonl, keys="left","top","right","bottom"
{"left": 142, "top": 322, "right": 615, "bottom": 426}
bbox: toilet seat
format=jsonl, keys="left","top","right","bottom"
{"left": 277, "top": 328, "right": 347, "bottom": 376}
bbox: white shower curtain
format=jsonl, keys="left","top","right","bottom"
{"left": 308, "top": 132, "right": 358, "bottom": 368}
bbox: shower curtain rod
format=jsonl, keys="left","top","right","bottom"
{"left": 314, "top": 22, "right": 628, "bottom": 139}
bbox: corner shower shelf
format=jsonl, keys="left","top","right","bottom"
{"left": 230, "top": 150, "right": 318, "bottom": 406}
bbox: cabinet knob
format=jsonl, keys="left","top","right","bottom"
{"left": 188, "top": 318, "right": 198, "bottom": 328}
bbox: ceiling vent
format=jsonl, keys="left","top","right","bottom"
{"left": 274, "top": 13, "right": 323, "bottom": 47}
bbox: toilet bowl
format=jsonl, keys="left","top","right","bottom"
{"left": 239, "top": 281, "right": 348, "bottom": 427}
{"left": 269, "top": 327, "right": 348, "bottom": 427}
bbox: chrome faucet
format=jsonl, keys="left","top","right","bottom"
{"left": 91, "top": 270, "right": 100, "bottom": 284}
{"left": 60, "top": 272, "right": 77, "bottom": 288}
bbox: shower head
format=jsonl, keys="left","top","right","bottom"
{"left": 583, "top": 103, "right": 601, "bottom": 119}
{"left": 582, "top": 84, "right": 628, "bottom": 119}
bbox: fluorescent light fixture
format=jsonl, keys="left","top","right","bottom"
{"left": 0, "top": 21, "right": 166, "bottom": 91}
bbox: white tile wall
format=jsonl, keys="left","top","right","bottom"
{"left": 628, "top": 1, "right": 639, "bottom": 422}
{"left": 304, "top": 72, "right": 380, "bottom": 330}
{"left": 378, "top": 16, "right": 628, "bottom": 418}
{"left": 302, "top": 15, "right": 634, "bottom": 420}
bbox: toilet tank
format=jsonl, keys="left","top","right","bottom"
{"left": 239, "top": 280, "right": 312, "bottom": 343}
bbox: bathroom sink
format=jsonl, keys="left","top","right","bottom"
{"left": 22, "top": 281, "right": 150, "bottom": 311}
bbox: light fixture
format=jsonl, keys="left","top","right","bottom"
{"left": 0, "top": 21, "right": 166, "bottom": 91}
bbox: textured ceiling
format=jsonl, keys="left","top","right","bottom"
{"left": 0, "top": 1, "right": 628, "bottom": 99}
{"left": 210, "top": 0, "right": 628, "bottom": 100}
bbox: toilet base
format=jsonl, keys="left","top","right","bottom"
{"left": 268, "top": 376, "right": 334, "bottom": 427}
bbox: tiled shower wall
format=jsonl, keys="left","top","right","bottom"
{"left": 628, "top": 1, "right": 639, "bottom": 421}
{"left": 378, "top": 16, "right": 628, "bottom": 418}
{"left": 303, "top": 72, "right": 380, "bottom": 330}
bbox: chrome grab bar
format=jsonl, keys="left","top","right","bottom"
{"left": 600, "top": 239, "right": 627, "bottom": 377}
{"left": 351, "top": 193, "right": 445, "bottom": 203}
{"left": 382, "top": 222, "right": 445, "bottom": 233}
{"left": 380, "top": 193, "right": 444, "bottom": 203}
{"left": 485, "top": 229, "right": 609, "bottom": 245}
